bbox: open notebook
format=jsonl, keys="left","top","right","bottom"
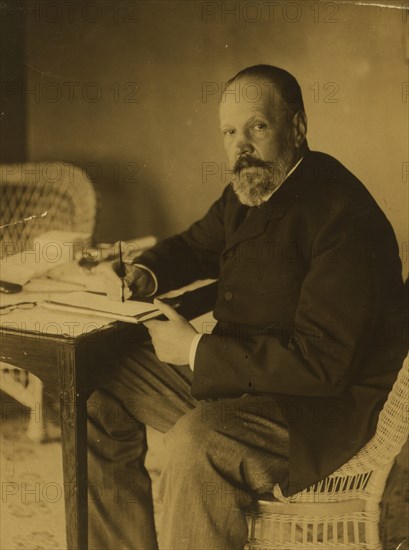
{"left": 40, "top": 291, "right": 163, "bottom": 324}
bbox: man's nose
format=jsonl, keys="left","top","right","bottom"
{"left": 235, "top": 132, "right": 254, "bottom": 156}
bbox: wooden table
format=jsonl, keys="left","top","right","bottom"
{"left": 0, "top": 281, "right": 217, "bottom": 550}
{"left": 0, "top": 290, "right": 146, "bottom": 550}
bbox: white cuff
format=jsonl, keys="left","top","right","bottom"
{"left": 133, "top": 263, "right": 158, "bottom": 297}
{"left": 189, "top": 333, "right": 203, "bottom": 371}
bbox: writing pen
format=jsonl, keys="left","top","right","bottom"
{"left": 118, "top": 240, "right": 125, "bottom": 303}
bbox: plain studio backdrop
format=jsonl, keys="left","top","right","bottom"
{"left": 2, "top": 0, "right": 408, "bottom": 281}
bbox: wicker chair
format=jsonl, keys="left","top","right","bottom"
{"left": 246, "top": 353, "right": 409, "bottom": 550}
{"left": 0, "top": 162, "right": 97, "bottom": 441}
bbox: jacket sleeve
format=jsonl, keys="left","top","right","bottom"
{"left": 191, "top": 207, "right": 403, "bottom": 399}
{"left": 136, "top": 187, "right": 228, "bottom": 294}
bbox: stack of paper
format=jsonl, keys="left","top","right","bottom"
{"left": 0, "top": 230, "right": 90, "bottom": 285}
{"left": 41, "top": 291, "right": 161, "bottom": 324}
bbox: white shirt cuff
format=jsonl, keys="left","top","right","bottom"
{"left": 189, "top": 333, "right": 204, "bottom": 371}
{"left": 132, "top": 263, "right": 158, "bottom": 297}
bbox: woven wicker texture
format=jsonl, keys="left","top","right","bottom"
{"left": 0, "top": 162, "right": 97, "bottom": 441}
{"left": 0, "top": 162, "right": 96, "bottom": 256}
{"left": 246, "top": 354, "right": 409, "bottom": 549}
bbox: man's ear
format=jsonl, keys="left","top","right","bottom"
{"left": 292, "top": 111, "right": 307, "bottom": 148}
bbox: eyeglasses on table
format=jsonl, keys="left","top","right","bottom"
{"left": 0, "top": 302, "right": 37, "bottom": 315}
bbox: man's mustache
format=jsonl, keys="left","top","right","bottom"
{"left": 233, "top": 155, "right": 273, "bottom": 175}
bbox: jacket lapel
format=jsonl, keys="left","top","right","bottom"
{"left": 224, "top": 157, "right": 307, "bottom": 252}
{"left": 224, "top": 204, "right": 270, "bottom": 252}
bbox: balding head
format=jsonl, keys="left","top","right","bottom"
{"left": 222, "top": 64, "right": 306, "bottom": 121}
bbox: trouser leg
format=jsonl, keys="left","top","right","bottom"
{"left": 159, "top": 395, "right": 289, "bottom": 550}
{"left": 87, "top": 341, "right": 196, "bottom": 550}
{"left": 88, "top": 340, "right": 289, "bottom": 550}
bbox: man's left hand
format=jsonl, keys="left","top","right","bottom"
{"left": 143, "top": 299, "right": 198, "bottom": 365}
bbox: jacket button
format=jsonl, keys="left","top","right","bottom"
{"left": 224, "top": 290, "right": 233, "bottom": 301}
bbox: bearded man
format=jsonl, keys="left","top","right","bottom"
{"left": 87, "top": 65, "right": 407, "bottom": 550}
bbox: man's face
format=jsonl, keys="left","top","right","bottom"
{"left": 219, "top": 77, "right": 298, "bottom": 207}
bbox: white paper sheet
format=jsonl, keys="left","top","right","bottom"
{"left": 40, "top": 291, "right": 160, "bottom": 323}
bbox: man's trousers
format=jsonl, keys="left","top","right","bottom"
{"left": 87, "top": 341, "right": 289, "bottom": 550}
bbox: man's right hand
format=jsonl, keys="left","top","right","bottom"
{"left": 95, "top": 260, "right": 156, "bottom": 301}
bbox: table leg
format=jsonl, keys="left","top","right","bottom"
{"left": 58, "top": 345, "right": 88, "bottom": 550}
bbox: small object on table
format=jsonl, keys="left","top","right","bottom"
{"left": 0, "top": 280, "right": 23, "bottom": 294}
{"left": 77, "top": 243, "right": 106, "bottom": 270}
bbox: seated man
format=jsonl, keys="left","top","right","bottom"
{"left": 87, "top": 65, "right": 407, "bottom": 550}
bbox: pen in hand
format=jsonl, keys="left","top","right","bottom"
{"left": 118, "top": 240, "right": 125, "bottom": 303}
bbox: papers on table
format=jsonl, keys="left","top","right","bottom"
{"left": 40, "top": 291, "right": 161, "bottom": 324}
{"left": 0, "top": 290, "right": 161, "bottom": 337}
{"left": 0, "top": 230, "right": 90, "bottom": 285}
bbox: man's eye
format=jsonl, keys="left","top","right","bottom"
{"left": 253, "top": 123, "right": 267, "bottom": 132}
{"left": 223, "top": 129, "right": 235, "bottom": 136}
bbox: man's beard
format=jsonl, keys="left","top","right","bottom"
{"left": 231, "top": 150, "right": 293, "bottom": 207}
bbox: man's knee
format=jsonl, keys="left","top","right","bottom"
{"left": 87, "top": 388, "right": 142, "bottom": 441}
{"left": 165, "top": 407, "right": 216, "bottom": 467}
{"left": 162, "top": 406, "right": 254, "bottom": 512}
{"left": 164, "top": 400, "right": 249, "bottom": 463}
{"left": 87, "top": 388, "right": 106, "bottom": 422}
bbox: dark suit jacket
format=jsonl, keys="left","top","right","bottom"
{"left": 138, "top": 150, "right": 407, "bottom": 495}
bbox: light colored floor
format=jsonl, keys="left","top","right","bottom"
{"left": 0, "top": 404, "right": 165, "bottom": 550}
{"left": 0, "top": 423, "right": 65, "bottom": 549}
{"left": 1, "top": 391, "right": 408, "bottom": 550}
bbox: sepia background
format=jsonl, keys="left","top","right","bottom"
{"left": 1, "top": 1, "right": 408, "bottom": 549}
